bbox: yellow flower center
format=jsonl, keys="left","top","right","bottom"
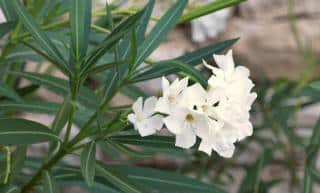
{"left": 185, "top": 113, "right": 194, "bottom": 122}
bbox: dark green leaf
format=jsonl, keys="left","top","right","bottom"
{"left": 0, "top": 101, "right": 59, "bottom": 114}
{"left": 121, "top": 85, "right": 147, "bottom": 100}
{"left": 0, "top": 21, "right": 16, "bottom": 38}
{"left": 42, "top": 170, "right": 59, "bottom": 193}
{"left": 110, "top": 135, "right": 176, "bottom": 149}
{"left": 70, "top": 0, "right": 91, "bottom": 61}
{"left": 81, "top": 141, "right": 96, "bottom": 186}
{"left": 96, "top": 163, "right": 148, "bottom": 193}
{"left": 0, "top": 82, "right": 23, "bottom": 102}
{"left": 133, "top": 0, "right": 187, "bottom": 68}
{"left": 132, "top": 60, "right": 207, "bottom": 87}
{"left": 136, "top": 0, "right": 155, "bottom": 43}
{"left": 0, "top": 118, "right": 59, "bottom": 145}
{"left": 0, "top": 0, "right": 18, "bottom": 21}
{"left": 82, "top": 10, "right": 144, "bottom": 74}
{"left": 0, "top": 185, "right": 20, "bottom": 193}
{"left": 113, "top": 165, "right": 227, "bottom": 193}
{"left": 12, "top": 0, "right": 71, "bottom": 76}
{"left": 10, "top": 71, "right": 100, "bottom": 109}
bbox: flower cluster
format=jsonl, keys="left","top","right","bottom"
{"left": 128, "top": 50, "right": 257, "bottom": 157}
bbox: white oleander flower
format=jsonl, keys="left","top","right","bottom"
{"left": 155, "top": 77, "right": 188, "bottom": 114}
{"left": 196, "top": 50, "right": 257, "bottom": 157}
{"left": 128, "top": 97, "right": 163, "bottom": 137}
{"left": 163, "top": 106, "right": 209, "bottom": 148}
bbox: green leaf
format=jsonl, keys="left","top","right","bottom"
{"left": 10, "top": 71, "right": 100, "bottom": 109}
{"left": 132, "top": 38, "right": 237, "bottom": 82}
{"left": 0, "top": 118, "right": 59, "bottom": 145}
{"left": 9, "top": 146, "right": 27, "bottom": 182}
{"left": 121, "top": 85, "right": 147, "bottom": 100}
{"left": 0, "top": 21, "right": 16, "bottom": 38}
{"left": 136, "top": 0, "right": 155, "bottom": 43}
{"left": 51, "top": 97, "right": 72, "bottom": 134}
{"left": 113, "top": 165, "right": 227, "bottom": 193}
{"left": 303, "top": 118, "right": 320, "bottom": 193}
{"left": 80, "top": 141, "right": 96, "bottom": 187}
{"left": 133, "top": 0, "right": 187, "bottom": 69}
{"left": 0, "top": 82, "right": 23, "bottom": 102}
{"left": 309, "top": 81, "right": 320, "bottom": 91}
{"left": 0, "top": 185, "right": 20, "bottom": 193}
{"left": 110, "top": 135, "right": 176, "bottom": 149}
{"left": 70, "top": 0, "right": 91, "bottom": 62}
{"left": 238, "top": 149, "right": 273, "bottom": 193}
{"left": 176, "top": 38, "right": 239, "bottom": 65}
{"left": 179, "top": 0, "right": 246, "bottom": 23}
{"left": 96, "top": 163, "right": 148, "bottom": 193}
{"left": 0, "top": 0, "right": 18, "bottom": 21}
{"left": 12, "top": 0, "right": 71, "bottom": 76}
{"left": 0, "top": 101, "right": 59, "bottom": 114}
{"left": 132, "top": 60, "right": 207, "bottom": 87}
{"left": 82, "top": 10, "right": 144, "bottom": 74}
{"left": 42, "top": 170, "right": 59, "bottom": 193}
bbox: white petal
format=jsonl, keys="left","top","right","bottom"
{"left": 199, "top": 139, "right": 212, "bottom": 155}
{"left": 163, "top": 115, "right": 183, "bottom": 134}
{"left": 136, "top": 121, "right": 157, "bottom": 137}
{"left": 175, "top": 127, "right": 196, "bottom": 148}
{"left": 147, "top": 114, "right": 164, "bottom": 131}
{"left": 162, "top": 76, "right": 170, "bottom": 93}
{"left": 127, "top": 113, "right": 136, "bottom": 124}
{"left": 132, "top": 97, "right": 143, "bottom": 113}
{"left": 155, "top": 97, "right": 170, "bottom": 114}
{"left": 212, "top": 140, "right": 235, "bottom": 158}
{"left": 180, "top": 83, "right": 206, "bottom": 108}
{"left": 143, "top": 96, "right": 157, "bottom": 117}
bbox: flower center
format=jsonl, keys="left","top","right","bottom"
{"left": 185, "top": 113, "right": 194, "bottom": 123}
{"left": 136, "top": 113, "right": 143, "bottom": 122}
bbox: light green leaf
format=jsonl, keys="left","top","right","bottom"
{"left": 80, "top": 141, "right": 96, "bottom": 186}
{"left": 0, "top": 82, "right": 23, "bottom": 102}
{"left": 70, "top": 0, "right": 91, "bottom": 61}
{"left": 179, "top": 0, "right": 246, "bottom": 23}
{"left": 133, "top": 0, "right": 187, "bottom": 68}
{"left": 42, "top": 170, "right": 59, "bottom": 193}
{"left": 12, "top": 0, "right": 71, "bottom": 76}
{"left": 309, "top": 81, "right": 320, "bottom": 91}
{"left": 0, "top": 118, "right": 59, "bottom": 145}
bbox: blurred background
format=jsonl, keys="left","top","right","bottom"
{"left": 1, "top": 0, "right": 319, "bottom": 193}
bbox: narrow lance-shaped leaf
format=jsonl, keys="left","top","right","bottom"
{"left": 136, "top": 0, "right": 155, "bottom": 43}
{"left": 133, "top": 0, "right": 187, "bottom": 69}
{"left": 42, "top": 170, "right": 59, "bottom": 193}
{"left": 80, "top": 141, "right": 96, "bottom": 186}
{"left": 0, "top": 21, "right": 16, "bottom": 38}
{"left": 179, "top": 0, "right": 247, "bottom": 23}
{"left": 96, "top": 163, "right": 148, "bottom": 193}
{"left": 0, "top": 0, "right": 18, "bottom": 21}
{"left": 70, "top": 0, "right": 91, "bottom": 62}
{"left": 0, "top": 118, "right": 59, "bottom": 145}
{"left": 112, "top": 165, "right": 227, "bottom": 193}
{"left": 0, "top": 101, "right": 59, "bottom": 115}
{"left": 0, "top": 185, "right": 19, "bottom": 193}
{"left": 303, "top": 119, "right": 320, "bottom": 193}
{"left": 0, "top": 82, "right": 23, "bottom": 102}
{"left": 81, "top": 10, "right": 144, "bottom": 74}
{"left": 12, "top": 0, "right": 71, "bottom": 76}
